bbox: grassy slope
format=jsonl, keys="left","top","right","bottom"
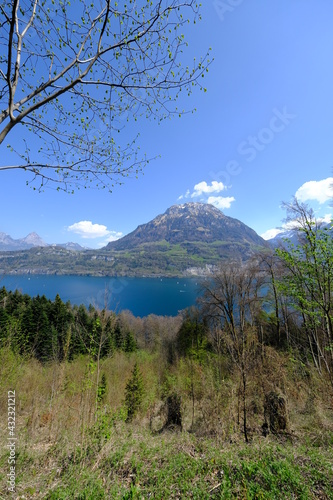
{"left": 5, "top": 429, "right": 333, "bottom": 499}
{"left": 0, "top": 349, "right": 332, "bottom": 499}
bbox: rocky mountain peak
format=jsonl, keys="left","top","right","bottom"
{"left": 106, "top": 202, "right": 266, "bottom": 252}
{"left": 165, "top": 202, "right": 225, "bottom": 218}
{"left": 0, "top": 231, "right": 47, "bottom": 251}
{"left": 22, "top": 232, "right": 47, "bottom": 247}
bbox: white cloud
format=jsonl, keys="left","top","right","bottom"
{"left": 261, "top": 228, "right": 284, "bottom": 240}
{"left": 178, "top": 189, "right": 191, "bottom": 201}
{"left": 295, "top": 178, "right": 333, "bottom": 204}
{"left": 318, "top": 213, "right": 332, "bottom": 225}
{"left": 191, "top": 181, "right": 227, "bottom": 197}
{"left": 96, "top": 232, "right": 124, "bottom": 248}
{"left": 207, "top": 196, "right": 235, "bottom": 210}
{"left": 261, "top": 213, "right": 333, "bottom": 241}
{"left": 178, "top": 181, "right": 230, "bottom": 204}
{"left": 67, "top": 220, "right": 122, "bottom": 240}
{"left": 261, "top": 219, "right": 304, "bottom": 240}
{"left": 105, "top": 231, "right": 123, "bottom": 242}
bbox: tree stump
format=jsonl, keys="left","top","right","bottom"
{"left": 164, "top": 394, "right": 182, "bottom": 430}
{"left": 264, "top": 391, "right": 288, "bottom": 434}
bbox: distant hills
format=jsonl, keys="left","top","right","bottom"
{"left": 267, "top": 221, "right": 333, "bottom": 248}
{"left": 266, "top": 230, "right": 298, "bottom": 248}
{"left": 0, "top": 231, "right": 47, "bottom": 251}
{"left": 0, "top": 232, "right": 89, "bottom": 252}
{"left": 0, "top": 202, "right": 269, "bottom": 277}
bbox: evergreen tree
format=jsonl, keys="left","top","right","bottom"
{"left": 114, "top": 320, "right": 124, "bottom": 350}
{"left": 123, "top": 331, "right": 137, "bottom": 353}
{"left": 176, "top": 309, "right": 208, "bottom": 362}
{"left": 50, "top": 294, "right": 74, "bottom": 361}
{"left": 124, "top": 363, "right": 144, "bottom": 422}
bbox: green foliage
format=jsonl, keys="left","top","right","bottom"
{"left": 88, "top": 406, "right": 127, "bottom": 454}
{"left": 1, "top": 328, "right": 333, "bottom": 498}
{"left": 44, "top": 469, "right": 106, "bottom": 499}
{"left": 124, "top": 362, "right": 144, "bottom": 422}
{"left": 276, "top": 225, "right": 333, "bottom": 321}
{"left": 0, "top": 287, "right": 138, "bottom": 362}
{"left": 275, "top": 207, "right": 333, "bottom": 378}
{"left": 114, "top": 320, "right": 124, "bottom": 350}
{"left": 97, "top": 373, "right": 107, "bottom": 404}
{"left": 123, "top": 331, "right": 137, "bottom": 353}
{"left": 7, "top": 433, "right": 333, "bottom": 499}
{"left": 176, "top": 309, "right": 209, "bottom": 362}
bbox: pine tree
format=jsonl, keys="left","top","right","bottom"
{"left": 123, "top": 331, "right": 137, "bottom": 353}
{"left": 124, "top": 363, "right": 144, "bottom": 422}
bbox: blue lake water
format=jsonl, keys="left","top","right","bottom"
{"left": 0, "top": 275, "right": 201, "bottom": 317}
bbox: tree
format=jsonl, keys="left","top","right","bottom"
{"left": 176, "top": 307, "right": 208, "bottom": 361}
{"left": 124, "top": 362, "right": 144, "bottom": 422}
{"left": 200, "top": 261, "right": 264, "bottom": 442}
{"left": 50, "top": 294, "right": 73, "bottom": 361}
{"left": 0, "top": 0, "right": 210, "bottom": 192}
{"left": 276, "top": 198, "right": 333, "bottom": 383}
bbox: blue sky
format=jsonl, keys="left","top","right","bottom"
{"left": 1, "top": 0, "right": 333, "bottom": 248}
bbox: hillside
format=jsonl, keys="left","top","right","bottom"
{"left": 106, "top": 202, "right": 265, "bottom": 250}
{"left": 0, "top": 288, "right": 332, "bottom": 498}
{"left": 102, "top": 202, "right": 268, "bottom": 275}
{"left": 0, "top": 203, "right": 268, "bottom": 277}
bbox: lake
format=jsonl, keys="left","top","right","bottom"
{"left": 0, "top": 275, "right": 201, "bottom": 317}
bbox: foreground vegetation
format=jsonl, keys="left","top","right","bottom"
{"left": 0, "top": 346, "right": 332, "bottom": 499}
{"left": 1, "top": 199, "right": 333, "bottom": 498}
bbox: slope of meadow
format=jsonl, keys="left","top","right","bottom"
{"left": 0, "top": 347, "right": 332, "bottom": 499}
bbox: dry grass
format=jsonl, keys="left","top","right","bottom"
{"left": 0, "top": 347, "right": 333, "bottom": 498}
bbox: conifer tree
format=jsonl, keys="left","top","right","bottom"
{"left": 124, "top": 363, "right": 144, "bottom": 422}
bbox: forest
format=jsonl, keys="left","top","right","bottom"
{"left": 0, "top": 200, "right": 333, "bottom": 498}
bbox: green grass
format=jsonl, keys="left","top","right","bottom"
{"left": 3, "top": 428, "right": 333, "bottom": 499}
{"left": 1, "top": 348, "right": 332, "bottom": 499}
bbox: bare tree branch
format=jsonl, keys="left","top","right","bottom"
{"left": 0, "top": 0, "right": 211, "bottom": 191}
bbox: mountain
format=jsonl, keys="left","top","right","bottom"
{"left": 53, "top": 242, "right": 91, "bottom": 251}
{"left": 103, "top": 202, "right": 268, "bottom": 275}
{"left": 22, "top": 232, "right": 48, "bottom": 247}
{"left": 0, "top": 232, "right": 90, "bottom": 252}
{"left": 267, "top": 230, "right": 298, "bottom": 248}
{"left": 0, "top": 232, "right": 17, "bottom": 250}
{"left": 0, "top": 203, "right": 268, "bottom": 277}
{"left": 0, "top": 231, "right": 47, "bottom": 251}
{"left": 106, "top": 202, "right": 265, "bottom": 250}
{"left": 267, "top": 221, "right": 333, "bottom": 248}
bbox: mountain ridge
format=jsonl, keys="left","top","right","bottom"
{"left": 0, "top": 231, "right": 48, "bottom": 251}
{"left": 105, "top": 202, "right": 266, "bottom": 251}
{"left": 0, "top": 231, "right": 89, "bottom": 252}
{"left": 0, "top": 203, "right": 268, "bottom": 276}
